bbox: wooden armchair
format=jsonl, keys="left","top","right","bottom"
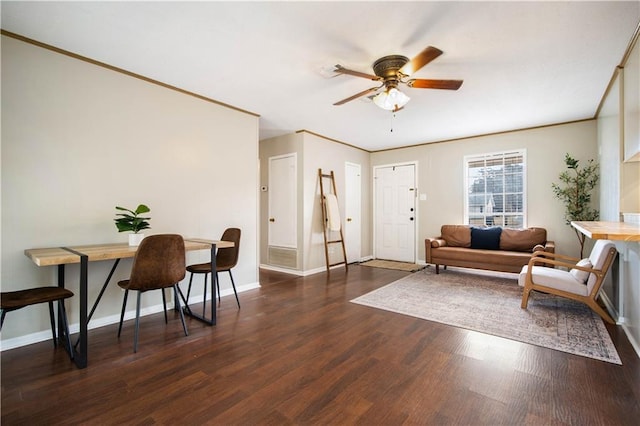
{"left": 519, "top": 240, "right": 617, "bottom": 324}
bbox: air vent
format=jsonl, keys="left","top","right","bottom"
{"left": 268, "top": 246, "right": 297, "bottom": 269}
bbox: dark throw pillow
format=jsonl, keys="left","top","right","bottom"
{"left": 470, "top": 227, "right": 502, "bottom": 250}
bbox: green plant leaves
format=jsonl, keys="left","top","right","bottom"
{"left": 114, "top": 204, "right": 151, "bottom": 233}
{"left": 551, "top": 154, "right": 599, "bottom": 257}
{"left": 134, "top": 204, "right": 150, "bottom": 215}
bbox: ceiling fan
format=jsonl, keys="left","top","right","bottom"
{"left": 333, "top": 46, "right": 463, "bottom": 112}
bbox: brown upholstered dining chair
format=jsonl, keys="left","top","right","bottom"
{"left": 185, "top": 228, "right": 241, "bottom": 308}
{"left": 1, "top": 286, "right": 74, "bottom": 357}
{"left": 117, "top": 234, "right": 188, "bottom": 352}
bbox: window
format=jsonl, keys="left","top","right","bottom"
{"left": 464, "top": 150, "right": 526, "bottom": 228}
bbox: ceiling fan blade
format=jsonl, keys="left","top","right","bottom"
{"left": 407, "top": 79, "right": 463, "bottom": 90}
{"left": 334, "top": 65, "right": 380, "bottom": 81}
{"left": 333, "top": 86, "right": 381, "bottom": 105}
{"left": 400, "top": 46, "right": 443, "bottom": 75}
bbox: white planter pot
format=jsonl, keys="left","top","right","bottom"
{"left": 128, "top": 233, "right": 145, "bottom": 246}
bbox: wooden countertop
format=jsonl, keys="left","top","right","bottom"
{"left": 571, "top": 221, "right": 640, "bottom": 242}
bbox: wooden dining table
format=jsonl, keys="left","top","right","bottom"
{"left": 24, "top": 238, "right": 233, "bottom": 368}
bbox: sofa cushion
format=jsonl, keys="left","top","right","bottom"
{"left": 500, "top": 227, "right": 547, "bottom": 252}
{"left": 432, "top": 247, "right": 532, "bottom": 269}
{"left": 431, "top": 239, "right": 447, "bottom": 248}
{"left": 440, "top": 225, "right": 471, "bottom": 247}
{"left": 470, "top": 227, "right": 502, "bottom": 250}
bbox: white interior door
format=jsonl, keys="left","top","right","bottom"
{"left": 345, "top": 162, "right": 361, "bottom": 263}
{"left": 268, "top": 153, "right": 297, "bottom": 248}
{"left": 374, "top": 164, "right": 416, "bottom": 262}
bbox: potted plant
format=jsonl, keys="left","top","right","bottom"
{"left": 551, "top": 154, "right": 599, "bottom": 257}
{"left": 114, "top": 204, "right": 151, "bottom": 246}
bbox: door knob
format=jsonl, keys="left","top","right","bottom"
{"left": 347, "top": 217, "right": 352, "bottom": 222}
{"left": 269, "top": 218, "right": 275, "bottom": 222}
{"left": 410, "top": 217, "right": 414, "bottom": 221}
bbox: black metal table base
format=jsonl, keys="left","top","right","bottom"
{"left": 57, "top": 242, "right": 217, "bottom": 369}
{"left": 180, "top": 244, "right": 218, "bottom": 325}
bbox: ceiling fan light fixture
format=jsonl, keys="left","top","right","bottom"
{"left": 373, "top": 87, "right": 410, "bottom": 111}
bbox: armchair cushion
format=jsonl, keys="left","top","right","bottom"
{"left": 570, "top": 258, "right": 593, "bottom": 283}
{"left": 518, "top": 265, "right": 589, "bottom": 296}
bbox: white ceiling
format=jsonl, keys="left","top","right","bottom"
{"left": 2, "top": 1, "right": 639, "bottom": 151}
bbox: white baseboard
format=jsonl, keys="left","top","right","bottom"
{"left": 621, "top": 322, "right": 640, "bottom": 359}
{"left": 260, "top": 255, "right": 377, "bottom": 277}
{"left": 260, "top": 262, "right": 355, "bottom": 276}
{"left": 0, "top": 282, "right": 260, "bottom": 352}
{"left": 597, "top": 292, "right": 640, "bottom": 359}
{"left": 600, "top": 292, "right": 620, "bottom": 323}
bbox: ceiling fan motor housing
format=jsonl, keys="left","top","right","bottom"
{"left": 373, "top": 55, "right": 410, "bottom": 85}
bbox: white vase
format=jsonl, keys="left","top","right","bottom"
{"left": 129, "top": 233, "right": 145, "bottom": 246}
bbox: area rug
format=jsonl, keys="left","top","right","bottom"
{"left": 351, "top": 267, "right": 621, "bottom": 364}
{"left": 359, "top": 259, "right": 426, "bottom": 272}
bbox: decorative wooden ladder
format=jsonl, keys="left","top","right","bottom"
{"left": 318, "top": 169, "right": 348, "bottom": 273}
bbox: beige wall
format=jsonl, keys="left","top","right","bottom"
{"left": 258, "top": 132, "right": 304, "bottom": 267}
{"left": 301, "top": 133, "right": 371, "bottom": 271}
{"left": 371, "top": 120, "right": 599, "bottom": 260}
{"left": 597, "top": 34, "right": 640, "bottom": 355}
{"left": 1, "top": 36, "right": 260, "bottom": 345}
{"left": 259, "top": 132, "right": 371, "bottom": 273}
{"left": 621, "top": 36, "right": 640, "bottom": 213}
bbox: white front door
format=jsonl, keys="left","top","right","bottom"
{"left": 268, "top": 153, "right": 297, "bottom": 248}
{"left": 345, "top": 162, "right": 361, "bottom": 263}
{"left": 374, "top": 163, "right": 416, "bottom": 262}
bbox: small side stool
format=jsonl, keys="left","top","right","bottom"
{"left": 1, "top": 287, "right": 75, "bottom": 358}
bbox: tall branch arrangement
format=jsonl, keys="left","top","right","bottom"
{"left": 551, "top": 154, "right": 599, "bottom": 257}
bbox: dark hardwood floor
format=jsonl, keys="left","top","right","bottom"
{"left": 2, "top": 265, "right": 639, "bottom": 425}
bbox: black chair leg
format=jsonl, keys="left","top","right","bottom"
{"left": 133, "top": 292, "right": 142, "bottom": 353}
{"left": 202, "top": 274, "right": 208, "bottom": 316}
{"left": 58, "top": 300, "right": 74, "bottom": 359}
{"left": 186, "top": 273, "right": 194, "bottom": 303}
{"left": 229, "top": 271, "right": 240, "bottom": 308}
{"left": 173, "top": 285, "right": 188, "bottom": 337}
{"left": 176, "top": 283, "right": 190, "bottom": 310}
{"left": 118, "top": 289, "right": 129, "bottom": 338}
{"left": 47, "top": 301, "right": 58, "bottom": 347}
{"left": 162, "top": 289, "right": 168, "bottom": 324}
{"left": 215, "top": 273, "right": 221, "bottom": 305}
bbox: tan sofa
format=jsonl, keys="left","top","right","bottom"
{"left": 425, "top": 225, "right": 554, "bottom": 274}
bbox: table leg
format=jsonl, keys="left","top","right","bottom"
{"left": 57, "top": 250, "right": 89, "bottom": 368}
{"left": 57, "top": 265, "right": 65, "bottom": 347}
{"left": 75, "top": 254, "right": 88, "bottom": 368}
{"left": 211, "top": 243, "right": 217, "bottom": 325}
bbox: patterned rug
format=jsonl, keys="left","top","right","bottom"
{"left": 351, "top": 267, "right": 621, "bottom": 364}
{"left": 359, "top": 259, "right": 426, "bottom": 272}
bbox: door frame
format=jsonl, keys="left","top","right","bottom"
{"left": 372, "top": 161, "right": 419, "bottom": 262}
